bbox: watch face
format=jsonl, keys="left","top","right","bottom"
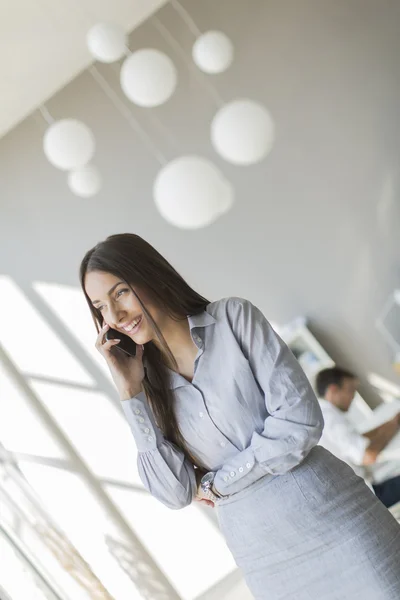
{"left": 201, "top": 472, "right": 214, "bottom": 490}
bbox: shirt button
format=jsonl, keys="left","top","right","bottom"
{"left": 134, "top": 409, "right": 141, "bottom": 415}
{"left": 147, "top": 436, "right": 153, "bottom": 442}
{"left": 230, "top": 471, "right": 236, "bottom": 478}
{"left": 246, "top": 463, "right": 251, "bottom": 469}
{"left": 138, "top": 417, "right": 145, "bottom": 423}
{"left": 220, "top": 441, "right": 226, "bottom": 447}
{"left": 239, "top": 467, "right": 244, "bottom": 473}
{"left": 199, "top": 412, "right": 204, "bottom": 418}
{"left": 144, "top": 428, "right": 150, "bottom": 434}
{"left": 224, "top": 476, "right": 229, "bottom": 482}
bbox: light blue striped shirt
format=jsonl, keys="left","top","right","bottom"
{"left": 122, "top": 298, "right": 323, "bottom": 509}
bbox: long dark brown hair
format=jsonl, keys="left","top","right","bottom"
{"left": 79, "top": 233, "right": 209, "bottom": 465}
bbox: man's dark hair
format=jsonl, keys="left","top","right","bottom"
{"left": 315, "top": 367, "right": 356, "bottom": 398}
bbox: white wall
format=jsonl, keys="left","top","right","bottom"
{"left": 1, "top": 0, "right": 400, "bottom": 401}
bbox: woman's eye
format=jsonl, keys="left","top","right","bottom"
{"left": 117, "top": 288, "right": 129, "bottom": 298}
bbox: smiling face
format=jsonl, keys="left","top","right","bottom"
{"left": 84, "top": 270, "right": 167, "bottom": 346}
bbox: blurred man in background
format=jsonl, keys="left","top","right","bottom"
{"left": 316, "top": 367, "right": 400, "bottom": 508}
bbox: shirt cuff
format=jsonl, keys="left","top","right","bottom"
{"left": 214, "top": 446, "right": 268, "bottom": 496}
{"left": 121, "top": 392, "right": 163, "bottom": 452}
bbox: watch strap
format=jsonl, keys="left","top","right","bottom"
{"left": 200, "top": 472, "right": 223, "bottom": 501}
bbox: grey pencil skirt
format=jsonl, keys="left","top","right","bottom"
{"left": 216, "top": 446, "right": 400, "bottom": 599}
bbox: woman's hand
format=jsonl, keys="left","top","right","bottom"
{"left": 194, "top": 470, "right": 215, "bottom": 508}
{"left": 96, "top": 323, "right": 145, "bottom": 401}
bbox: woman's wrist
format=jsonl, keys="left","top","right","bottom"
{"left": 120, "top": 387, "right": 142, "bottom": 401}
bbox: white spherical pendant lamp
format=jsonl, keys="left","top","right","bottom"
{"left": 86, "top": 23, "right": 127, "bottom": 63}
{"left": 43, "top": 119, "right": 95, "bottom": 171}
{"left": 68, "top": 165, "right": 102, "bottom": 198}
{"left": 120, "top": 49, "right": 177, "bottom": 107}
{"left": 211, "top": 99, "right": 275, "bottom": 165}
{"left": 192, "top": 30, "right": 234, "bottom": 74}
{"left": 153, "top": 155, "right": 234, "bottom": 229}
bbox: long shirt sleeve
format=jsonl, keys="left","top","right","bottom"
{"left": 213, "top": 299, "right": 324, "bottom": 496}
{"left": 122, "top": 393, "right": 197, "bottom": 509}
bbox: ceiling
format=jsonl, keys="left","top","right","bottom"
{"left": 0, "top": 0, "right": 168, "bottom": 139}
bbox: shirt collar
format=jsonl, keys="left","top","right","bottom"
{"left": 187, "top": 308, "right": 216, "bottom": 331}
{"left": 167, "top": 309, "right": 216, "bottom": 390}
{"left": 319, "top": 398, "right": 347, "bottom": 416}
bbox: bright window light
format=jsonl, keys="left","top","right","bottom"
{"left": 0, "top": 489, "right": 15, "bottom": 530}
{"left": 20, "top": 526, "right": 91, "bottom": 600}
{"left": 0, "top": 492, "right": 89, "bottom": 600}
{"left": 1, "top": 469, "right": 119, "bottom": 600}
{"left": 17, "top": 463, "right": 142, "bottom": 600}
{"left": 0, "top": 532, "right": 54, "bottom": 600}
{"left": 30, "top": 380, "right": 143, "bottom": 486}
{"left": 368, "top": 372, "right": 400, "bottom": 401}
{"left": 33, "top": 281, "right": 112, "bottom": 381}
{"left": 0, "top": 276, "right": 94, "bottom": 386}
{"left": 106, "top": 485, "right": 236, "bottom": 600}
{"left": 0, "top": 361, "right": 65, "bottom": 458}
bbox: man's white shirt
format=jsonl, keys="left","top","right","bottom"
{"left": 319, "top": 399, "right": 373, "bottom": 485}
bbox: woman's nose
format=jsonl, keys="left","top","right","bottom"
{"left": 109, "top": 305, "right": 125, "bottom": 327}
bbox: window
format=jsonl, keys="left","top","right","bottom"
{"left": 0, "top": 277, "right": 240, "bottom": 599}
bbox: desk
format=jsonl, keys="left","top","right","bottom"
{"left": 354, "top": 400, "right": 400, "bottom": 484}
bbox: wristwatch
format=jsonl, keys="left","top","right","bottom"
{"left": 200, "top": 472, "right": 223, "bottom": 503}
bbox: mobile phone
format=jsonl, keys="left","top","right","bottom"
{"left": 105, "top": 328, "right": 137, "bottom": 357}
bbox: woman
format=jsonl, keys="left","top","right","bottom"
{"left": 80, "top": 233, "right": 400, "bottom": 600}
